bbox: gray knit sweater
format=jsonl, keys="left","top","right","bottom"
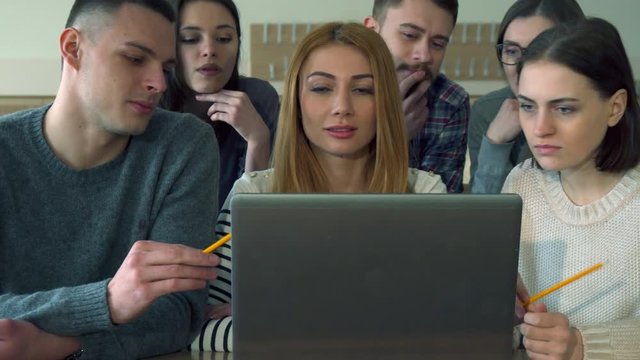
{"left": 0, "top": 105, "right": 219, "bottom": 359}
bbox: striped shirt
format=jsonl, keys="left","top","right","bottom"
{"left": 409, "top": 73, "right": 470, "bottom": 193}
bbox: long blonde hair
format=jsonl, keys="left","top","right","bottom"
{"left": 271, "top": 22, "right": 409, "bottom": 193}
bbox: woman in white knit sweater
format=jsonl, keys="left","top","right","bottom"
{"left": 503, "top": 18, "right": 640, "bottom": 359}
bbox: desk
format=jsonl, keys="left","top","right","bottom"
{"left": 150, "top": 351, "right": 529, "bottom": 360}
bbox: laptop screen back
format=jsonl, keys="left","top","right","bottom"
{"left": 231, "top": 193, "right": 522, "bottom": 360}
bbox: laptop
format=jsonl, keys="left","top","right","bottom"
{"left": 231, "top": 193, "right": 522, "bottom": 360}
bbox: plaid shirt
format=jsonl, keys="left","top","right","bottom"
{"left": 409, "top": 73, "right": 470, "bottom": 193}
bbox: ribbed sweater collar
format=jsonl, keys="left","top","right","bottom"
{"left": 539, "top": 165, "right": 640, "bottom": 225}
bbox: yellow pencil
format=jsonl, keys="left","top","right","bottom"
{"left": 202, "top": 233, "right": 232, "bottom": 254}
{"left": 523, "top": 262, "right": 604, "bottom": 307}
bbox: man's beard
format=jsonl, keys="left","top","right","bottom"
{"left": 396, "top": 62, "right": 434, "bottom": 82}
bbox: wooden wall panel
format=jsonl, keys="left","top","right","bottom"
{"left": 0, "top": 97, "right": 55, "bottom": 116}
{"left": 250, "top": 22, "right": 504, "bottom": 82}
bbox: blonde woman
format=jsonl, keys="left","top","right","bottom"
{"left": 191, "top": 22, "right": 446, "bottom": 352}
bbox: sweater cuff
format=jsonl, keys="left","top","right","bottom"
{"left": 479, "top": 135, "right": 515, "bottom": 160}
{"left": 62, "top": 279, "right": 114, "bottom": 334}
{"left": 578, "top": 326, "right": 613, "bottom": 360}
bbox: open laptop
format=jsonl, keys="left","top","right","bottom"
{"left": 231, "top": 193, "right": 522, "bottom": 360}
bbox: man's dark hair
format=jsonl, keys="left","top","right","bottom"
{"left": 496, "top": 0, "right": 584, "bottom": 49}
{"left": 372, "top": 0, "right": 459, "bottom": 26}
{"left": 517, "top": 17, "right": 640, "bottom": 172}
{"left": 65, "top": 0, "right": 175, "bottom": 29}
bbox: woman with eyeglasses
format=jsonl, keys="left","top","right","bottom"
{"left": 468, "top": 0, "right": 584, "bottom": 193}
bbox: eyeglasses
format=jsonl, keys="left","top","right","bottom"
{"left": 496, "top": 43, "right": 527, "bottom": 65}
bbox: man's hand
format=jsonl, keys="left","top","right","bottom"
{"left": 0, "top": 319, "right": 80, "bottom": 360}
{"left": 521, "top": 303, "right": 584, "bottom": 360}
{"left": 486, "top": 98, "right": 521, "bottom": 144}
{"left": 398, "top": 70, "right": 431, "bottom": 140}
{"left": 107, "top": 240, "right": 220, "bottom": 324}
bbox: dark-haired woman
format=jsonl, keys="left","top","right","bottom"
{"left": 505, "top": 18, "right": 640, "bottom": 359}
{"left": 162, "top": 0, "right": 279, "bottom": 208}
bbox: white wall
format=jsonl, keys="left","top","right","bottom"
{"left": 0, "top": 0, "right": 75, "bottom": 96}
{"left": 1, "top": 0, "right": 638, "bottom": 96}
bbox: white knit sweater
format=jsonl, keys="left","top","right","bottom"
{"left": 503, "top": 159, "right": 640, "bottom": 359}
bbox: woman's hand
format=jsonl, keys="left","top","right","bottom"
{"left": 521, "top": 303, "right": 584, "bottom": 360}
{"left": 196, "top": 90, "right": 269, "bottom": 145}
{"left": 486, "top": 98, "right": 521, "bottom": 144}
{"left": 515, "top": 273, "right": 529, "bottom": 325}
{"left": 196, "top": 90, "right": 271, "bottom": 172}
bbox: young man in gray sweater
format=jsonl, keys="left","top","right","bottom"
{"left": 0, "top": 1, "right": 220, "bottom": 358}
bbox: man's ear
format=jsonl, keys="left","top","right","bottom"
{"left": 363, "top": 16, "right": 380, "bottom": 32}
{"left": 60, "top": 28, "right": 82, "bottom": 70}
{"left": 607, "top": 88, "right": 627, "bottom": 127}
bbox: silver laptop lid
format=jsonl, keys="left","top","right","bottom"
{"left": 232, "top": 193, "right": 522, "bottom": 360}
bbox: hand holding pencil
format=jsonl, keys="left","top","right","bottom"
{"left": 108, "top": 240, "right": 221, "bottom": 324}
{"left": 518, "top": 262, "right": 603, "bottom": 360}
